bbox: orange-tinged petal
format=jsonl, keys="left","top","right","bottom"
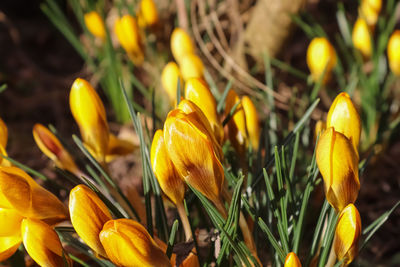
{"left": 171, "top": 28, "right": 195, "bottom": 64}
{"left": 69, "top": 184, "right": 112, "bottom": 258}
{"left": 161, "top": 62, "right": 183, "bottom": 107}
{"left": 316, "top": 128, "right": 360, "bottom": 212}
{"left": 242, "top": 96, "right": 260, "bottom": 150}
{"left": 327, "top": 92, "right": 361, "bottom": 152}
{"left": 180, "top": 54, "right": 204, "bottom": 81}
{"left": 225, "top": 90, "right": 247, "bottom": 156}
{"left": 138, "top": 0, "right": 159, "bottom": 28}
{"left": 388, "top": 30, "right": 400, "bottom": 76}
{"left": 84, "top": 11, "right": 106, "bottom": 40}
{"left": 99, "top": 219, "right": 171, "bottom": 267}
{"left": 0, "top": 166, "right": 68, "bottom": 220}
{"left": 105, "top": 133, "right": 136, "bottom": 162}
{"left": 0, "top": 208, "right": 23, "bottom": 237}
{"left": 0, "top": 145, "right": 11, "bottom": 167}
{"left": 21, "top": 218, "right": 72, "bottom": 267}
{"left": 352, "top": 17, "right": 372, "bottom": 58}
{"left": 284, "top": 252, "right": 302, "bottom": 267}
{"left": 306, "top": 37, "right": 337, "bottom": 83}
{"left": 0, "top": 235, "right": 21, "bottom": 262}
{"left": 0, "top": 117, "right": 7, "bottom": 149}
{"left": 334, "top": 204, "right": 362, "bottom": 265}
{"left": 151, "top": 130, "right": 185, "bottom": 205}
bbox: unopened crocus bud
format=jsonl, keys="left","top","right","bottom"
{"left": 70, "top": 78, "right": 109, "bottom": 163}
{"left": 161, "top": 62, "right": 183, "bottom": 106}
{"left": 100, "top": 219, "right": 171, "bottom": 267}
{"left": 306, "top": 37, "right": 337, "bottom": 83}
{"left": 284, "top": 252, "right": 302, "bottom": 267}
{"left": 171, "top": 28, "right": 195, "bottom": 64}
{"left": 334, "top": 204, "right": 362, "bottom": 265}
{"left": 69, "top": 184, "right": 112, "bottom": 258}
{"left": 0, "top": 235, "right": 22, "bottom": 262}
{"left": 180, "top": 54, "right": 204, "bottom": 81}
{"left": 84, "top": 11, "right": 106, "bottom": 40}
{"left": 327, "top": 92, "right": 361, "bottom": 152}
{"left": 242, "top": 96, "right": 260, "bottom": 150}
{"left": 225, "top": 90, "right": 247, "bottom": 156}
{"left": 33, "top": 124, "right": 79, "bottom": 174}
{"left": 0, "top": 166, "right": 68, "bottom": 221}
{"left": 388, "top": 30, "right": 400, "bottom": 76}
{"left": 352, "top": 17, "right": 372, "bottom": 58}
{"left": 316, "top": 128, "right": 360, "bottom": 212}
{"left": 151, "top": 129, "right": 185, "bottom": 205}
{"left": 138, "top": 0, "right": 159, "bottom": 28}
{"left": 0, "top": 117, "right": 7, "bottom": 149}
{"left": 185, "top": 78, "right": 223, "bottom": 143}
{"left": 360, "top": 0, "right": 381, "bottom": 27}
{"left": 21, "top": 218, "right": 72, "bottom": 267}
{"left": 114, "top": 15, "right": 144, "bottom": 65}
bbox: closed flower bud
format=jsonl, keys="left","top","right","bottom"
{"left": 180, "top": 54, "right": 204, "bottom": 81}
{"left": 114, "top": 15, "right": 144, "bottom": 65}
{"left": 334, "top": 204, "right": 362, "bottom": 265}
{"left": 306, "top": 37, "right": 337, "bottom": 83}
{"left": 138, "top": 0, "right": 159, "bottom": 28}
{"left": 327, "top": 92, "right": 361, "bottom": 152}
{"left": 99, "top": 219, "right": 171, "bottom": 267}
{"left": 84, "top": 11, "right": 106, "bottom": 40}
{"left": 185, "top": 78, "right": 223, "bottom": 143}
{"left": 0, "top": 166, "right": 68, "bottom": 221}
{"left": 352, "top": 17, "right": 372, "bottom": 58}
{"left": 33, "top": 124, "right": 79, "bottom": 174}
{"left": 69, "top": 184, "right": 112, "bottom": 258}
{"left": 360, "top": 0, "right": 381, "bottom": 27}
{"left": 242, "top": 96, "right": 260, "bottom": 151}
{"left": 284, "top": 252, "right": 302, "bottom": 267}
{"left": 151, "top": 129, "right": 185, "bottom": 205}
{"left": 0, "top": 117, "right": 7, "bottom": 149}
{"left": 70, "top": 78, "right": 109, "bottom": 163}
{"left": 171, "top": 28, "right": 195, "bottom": 64}
{"left": 161, "top": 62, "right": 183, "bottom": 107}
{"left": 21, "top": 218, "right": 71, "bottom": 267}
{"left": 316, "top": 128, "right": 360, "bottom": 212}
{"left": 387, "top": 30, "right": 400, "bottom": 76}
{"left": 0, "top": 235, "right": 22, "bottom": 262}
{"left": 225, "top": 90, "right": 247, "bottom": 156}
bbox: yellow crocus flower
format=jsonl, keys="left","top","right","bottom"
{"left": 0, "top": 235, "right": 22, "bottom": 262}
{"left": 180, "top": 53, "right": 204, "bottom": 81}
{"left": 314, "top": 120, "right": 326, "bottom": 142}
{"left": 99, "top": 219, "right": 171, "bottom": 267}
{"left": 137, "top": 0, "right": 159, "bottom": 28}
{"left": 352, "top": 17, "right": 372, "bottom": 58}
{"left": 387, "top": 30, "right": 400, "bottom": 76}
{"left": 306, "top": 37, "right": 337, "bottom": 83}
{"left": 316, "top": 128, "right": 360, "bottom": 212}
{"left": 334, "top": 203, "right": 362, "bottom": 265}
{"left": 84, "top": 11, "right": 106, "bottom": 40}
{"left": 161, "top": 62, "right": 183, "bottom": 107}
{"left": 284, "top": 252, "right": 302, "bottom": 267}
{"left": 327, "top": 92, "right": 361, "bottom": 153}
{"left": 69, "top": 184, "right": 112, "bottom": 258}
{"left": 360, "top": 0, "right": 381, "bottom": 27}
{"left": 171, "top": 28, "right": 195, "bottom": 64}
{"left": 21, "top": 218, "right": 72, "bottom": 267}
{"left": 242, "top": 96, "right": 260, "bottom": 151}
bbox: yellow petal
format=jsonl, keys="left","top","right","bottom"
{"left": 0, "top": 166, "right": 68, "bottom": 220}
{"left": 99, "top": 219, "right": 171, "bottom": 267}
{"left": 0, "top": 145, "right": 11, "bottom": 167}
{"left": 161, "top": 62, "right": 183, "bottom": 107}
{"left": 334, "top": 204, "right": 362, "bottom": 264}
{"left": 242, "top": 96, "right": 260, "bottom": 150}
{"left": 327, "top": 92, "right": 361, "bottom": 152}
{"left": 185, "top": 78, "right": 224, "bottom": 144}
{"left": 360, "top": 0, "right": 381, "bottom": 26}
{"left": 105, "top": 133, "right": 136, "bottom": 162}
{"left": 225, "top": 90, "right": 247, "bottom": 156}
{"left": 151, "top": 129, "right": 185, "bottom": 205}
{"left": 33, "top": 123, "right": 79, "bottom": 174}
{"left": 314, "top": 120, "right": 326, "bottom": 142}
{"left": 171, "top": 28, "right": 195, "bottom": 64}
{"left": 316, "top": 128, "right": 360, "bottom": 212}
{"left": 138, "top": 0, "right": 159, "bottom": 28}
{"left": 69, "top": 184, "right": 112, "bottom": 258}
{"left": 388, "top": 30, "right": 400, "bottom": 76}
{"left": 0, "top": 208, "right": 23, "bottom": 237}
{"left": 70, "top": 78, "right": 109, "bottom": 163}
{"left": 306, "top": 37, "right": 337, "bottom": 83}
{"left": 0, "top": 117, "right": 7, "bottom": 149}
{"left": 21, "top": 218, "right": 72, "bottom": 267}
{"left": 0, "top": 235, "right": 21, "bottom": 262}
{"left": 352, "top": 17, "right": 372, "bottom": 58}
{"left": 180, "top": 54, "right": 204, "bottom": 81}
{"left": 84, "top": 11, "right": 106, "bottom": 40}
{"left": 284, "top": 252, "right": 302, "bottom": 267}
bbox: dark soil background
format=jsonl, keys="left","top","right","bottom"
{"left": 0, "top": 0, "right": 399, "bottom": 266}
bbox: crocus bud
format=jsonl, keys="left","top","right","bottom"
{"left": 84, "top": 11, "right": 106, "bottom": 40}
{"left": 0, "top": 235, "right": 22, "bottom": 262}
{"left": 100, "top": 219, "right": 171, "bottom": 267}
{"left": 225, "top": 90, "right": 247, "bottom": 156}
{"left": 161, "top": 62, "right": 183, "bottom": 107}
{"left": 0, "top": 166, "right": 68, "bottom": 221}
{"left": 70, "top": 78, "right": 109, "bottom": 163}
{"left": 180, "top": 54, "right": 204, "bottom": 81}
{"left": 284, "top": 252, "right": 302, "bottom": 267}
{"left": 69, "top": 184, "right": 112, "bottom": 258}
{"left": 352, "top": 17, "right": 372, "bottom": 58}
{"left": 33, "top": 124, "right": 79, "bottom": 174}
{"left": 360, "top": 0, "right": 381, "bottom": 27}
{"left": 306, "top": 37, "right": 337, "bottom": 83}
{"left": 138, "top": 0, "right": 159, "bottom": 28}
{"left": 388, "top": 30, "right": 400, "bottom": 76}
{"left": 242, "top": 96, "right": 260, "bottom": 151}
{"left": 171, "top": 28, "right": 195, "bottom": 64}
{"left": 21, "top": 218, "right": 72, "bottom": 267}
{"left": 151, "top": 129, "right": 185, "bottom": 205}
{"left": 185, "top": 78, "right": 224, "bottom": 143}
{"left": 114, "top": 15, "right": 144, "bottom": 65}
{"left": 164, "top": 104, "right": 224, "bottom": 205}
{"left": 316, "top": 128, "right": 360, "bottom": 212}
{"left": 334, "top": 204, "right": 362, "bottom": 265}
{"left": 0, "top": 117, "right": 7, "bottom": 149}
{"left": 327, "top": 92, "right": 361, "bottom": 153}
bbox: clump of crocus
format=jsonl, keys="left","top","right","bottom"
{"left": 334, "top": 204, "right": 362, "bottom": 265}
{"left": 137, "top": 0, "right": 159, "bottom": 29}
{"left": 387, "top": 30, "right": 400, "bottom": 76}
{"left": 0, "top": 117, "right": 11, "bottom": 167}
{"left": 352, "top": 17, "right": 372, "bottom": 59}
{"left": 161, "top": 61, "right": 183, "bottom": 107}
{"left": 84, "top": 11, "right": 106, "bottom": 41}
{"left": 284, "top": 252, "right": 302, "bottom": 267}
{"left": 306, "top": 37, "right": 337, "bottom": 84}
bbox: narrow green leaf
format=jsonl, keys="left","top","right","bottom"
{"left": 166, "top": 220, "right": 179, "bottom": 259}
